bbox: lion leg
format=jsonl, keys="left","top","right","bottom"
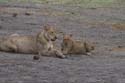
{"left": 86, "top": 52, "right": 92, "bottom": 56}
{"left": 0, "top": 43, "right": 11, "bottom": 52}
{"left": 33, "top": 50, "right": 43, "bottom": 60}
{"left": 0, "top": 40, "right": 17, "bottom": 52}
{"left": 61, "top": 48, "right": 69, "bottom": 55}
{"left": 40, "top": 49, "right": 65, "bottom": 59}
{"left": 33, "top": 48, "right": 66, "bottom": 60}
{"left": 6, "top": 42, "right": 18, "bottom": 52}
{"left": 52, "top": 49, "right": 66, "bottom": 59}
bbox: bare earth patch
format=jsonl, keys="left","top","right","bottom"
{"left": 0, "top": 2, "right": 125, "bottom": 83}
{"left": 112, "top": 23, "right": 125, "bottom": 30}
{"left": 111, "top": 46, "right": 125, "bottom": 52}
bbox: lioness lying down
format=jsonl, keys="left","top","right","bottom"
{"left": 0, "top": 25, "right": 65, "bottom": 59}
{"left": 61, "top": 34, "right": 94, "bottom": 55}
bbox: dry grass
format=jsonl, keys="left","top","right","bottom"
{"left": 111, "top": 46, "right": 125, "bottom": 52}
{"left": 112, "top": 23, "right": 125, "bottom": 30}
{"left": 88, "top": 21, "right": 125, "bottom": 30}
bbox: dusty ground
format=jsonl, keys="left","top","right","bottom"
{"left": 0, "top": 2, "right": 125, "bottom": 83}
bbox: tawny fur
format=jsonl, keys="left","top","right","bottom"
{"left": 0, "top": 25, "right": 65, "bottom": 59}
{"left": 61, "top": 34, "right": 94, "bottom": 55}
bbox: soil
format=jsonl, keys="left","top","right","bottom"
{"left": 0, "top": 2, "right": 125, "bottom": 83}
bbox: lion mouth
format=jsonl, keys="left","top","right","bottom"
{"left": 51, "top": 37, "right": 57, "bottom": 41}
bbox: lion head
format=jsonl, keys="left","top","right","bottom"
{"left": 61, "top": 34, "right": 73, "bottom": 54}
{"left": 37, "top": 24, "right": 58, "bottom": 43}
{"left": 43, "top": 24, "right": 57, "bottom": 41}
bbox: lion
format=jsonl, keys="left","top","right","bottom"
{"left": 0, "top": 24, "right": 65, "bottom": 59}
{"left": 61, "top": 34, "right": 94, "bottom": 55}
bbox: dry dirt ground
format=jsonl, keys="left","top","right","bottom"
{"left": 0, "top": 2, "right": 125, "bottom": 83}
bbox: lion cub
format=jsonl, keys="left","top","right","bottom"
{"left": 0, "top": 24, "right": 65, "bottom": 59}
{"left": 61, "top": 34, "right": 94, "bottom": 55}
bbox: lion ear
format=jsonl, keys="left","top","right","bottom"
{"left": 43, "top": 25, "right": 50, "bottom": 31}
